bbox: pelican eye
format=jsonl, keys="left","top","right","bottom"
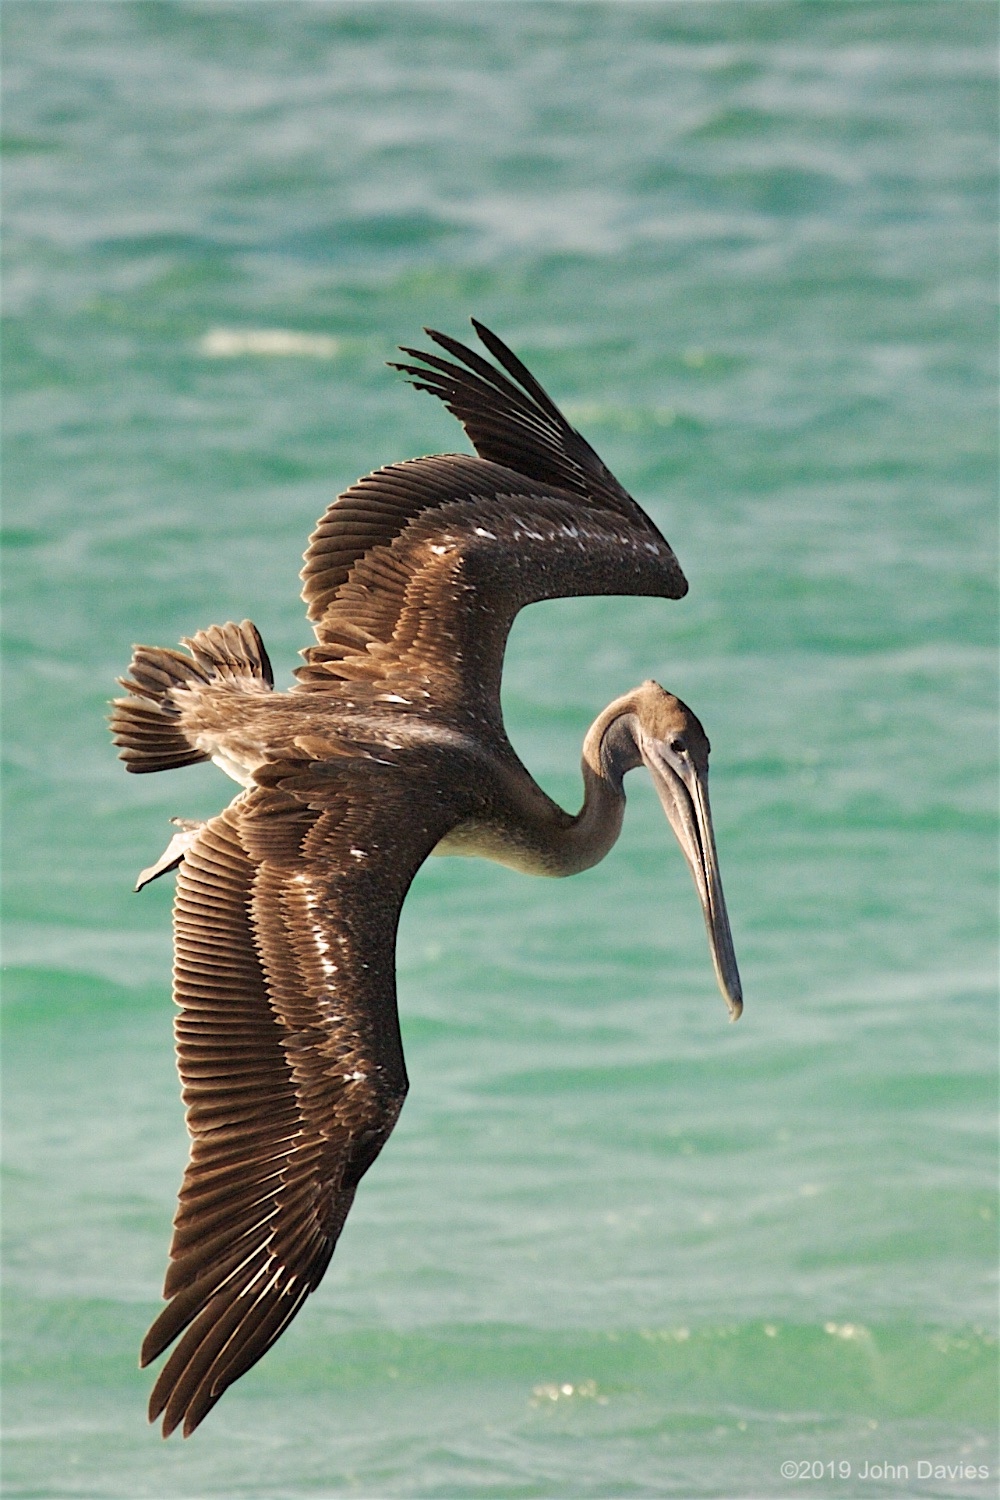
{"left": 670, "top": 739, "right": 686, "bottom": 755}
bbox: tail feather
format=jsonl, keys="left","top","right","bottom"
{"left": 181, "top": 621, "right": 273, "bottom": 689}
{"left": 110, "top": 620, "right": 272, "bottom": 775}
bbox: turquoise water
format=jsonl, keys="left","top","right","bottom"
{"left": 2, "top": 4, "right": 997, "bottom": 1497}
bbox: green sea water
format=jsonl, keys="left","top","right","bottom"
{"left": 2, "top": 4, "right": 997, "bottom": 1497}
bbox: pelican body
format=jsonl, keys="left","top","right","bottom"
{"left": 111, "top": 321, "right": 742, "bottom": 1438}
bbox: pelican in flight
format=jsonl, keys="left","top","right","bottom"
{"left": 111, "top": 320, "right": 742, "bottom": 1438}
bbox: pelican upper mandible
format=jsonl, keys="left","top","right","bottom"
{"left": 110, "top": 319, "right": 743, "bottom": 1439}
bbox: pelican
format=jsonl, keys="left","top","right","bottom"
{"left": 111, "top": 320, "right": 742, "bottom": 1439}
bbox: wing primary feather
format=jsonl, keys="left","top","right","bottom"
{"left": 182, "top": 1280, "right": 313, "bottom": 1437}
{"left": 468, "top": 318, "right": 575, "bottom": 428}
{"left": 144, "top": 1241, "right": 270, "bottom": 1364}
{"left": 156, "top": 1273, "right": 270, "bottom": 1435}
{"left": 423, "top": 323, "right": 571, "bottom": 441}
{"left": 207, "top": 1278, "right": 313, "bottom": 1394}
{"left": 390, "top": 358, "right": 565, "bottom": 454}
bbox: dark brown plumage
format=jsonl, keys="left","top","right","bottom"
{"left": 110, "top": 322, "right": 741, "bottom": 1438}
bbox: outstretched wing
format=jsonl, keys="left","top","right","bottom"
{"left": 143, "top": 766, "right": 448, "bottom": 1438}
{"left": 298, "top": 323, "right": 687, "bottom": 707}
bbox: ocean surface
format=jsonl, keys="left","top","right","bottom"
{"left": 2, "top": 5, "right": 997, "bottom": 1497}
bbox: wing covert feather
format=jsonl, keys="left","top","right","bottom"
{"left": 298, "top": 473, "right": 686, "bottom": 704}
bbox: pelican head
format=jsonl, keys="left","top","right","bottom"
{"left": 586, "top": 681, "right": 743, "bottom": 1021}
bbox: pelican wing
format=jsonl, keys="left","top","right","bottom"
{"left": 143, "top": 772, "right": 440, "bottom": 1438}
{"left": 298, "top": 324, "right": 687, "bottom": 707}
{"left": 301, "top": 324, "right": 635, "bottom": 621}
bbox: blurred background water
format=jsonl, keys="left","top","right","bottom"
{"left": 2, "top": 4, "right": 997, "bottom": 1497}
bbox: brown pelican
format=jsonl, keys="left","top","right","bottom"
{"left": 110, "top": 320, "right": 742, "bottom": 1439}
